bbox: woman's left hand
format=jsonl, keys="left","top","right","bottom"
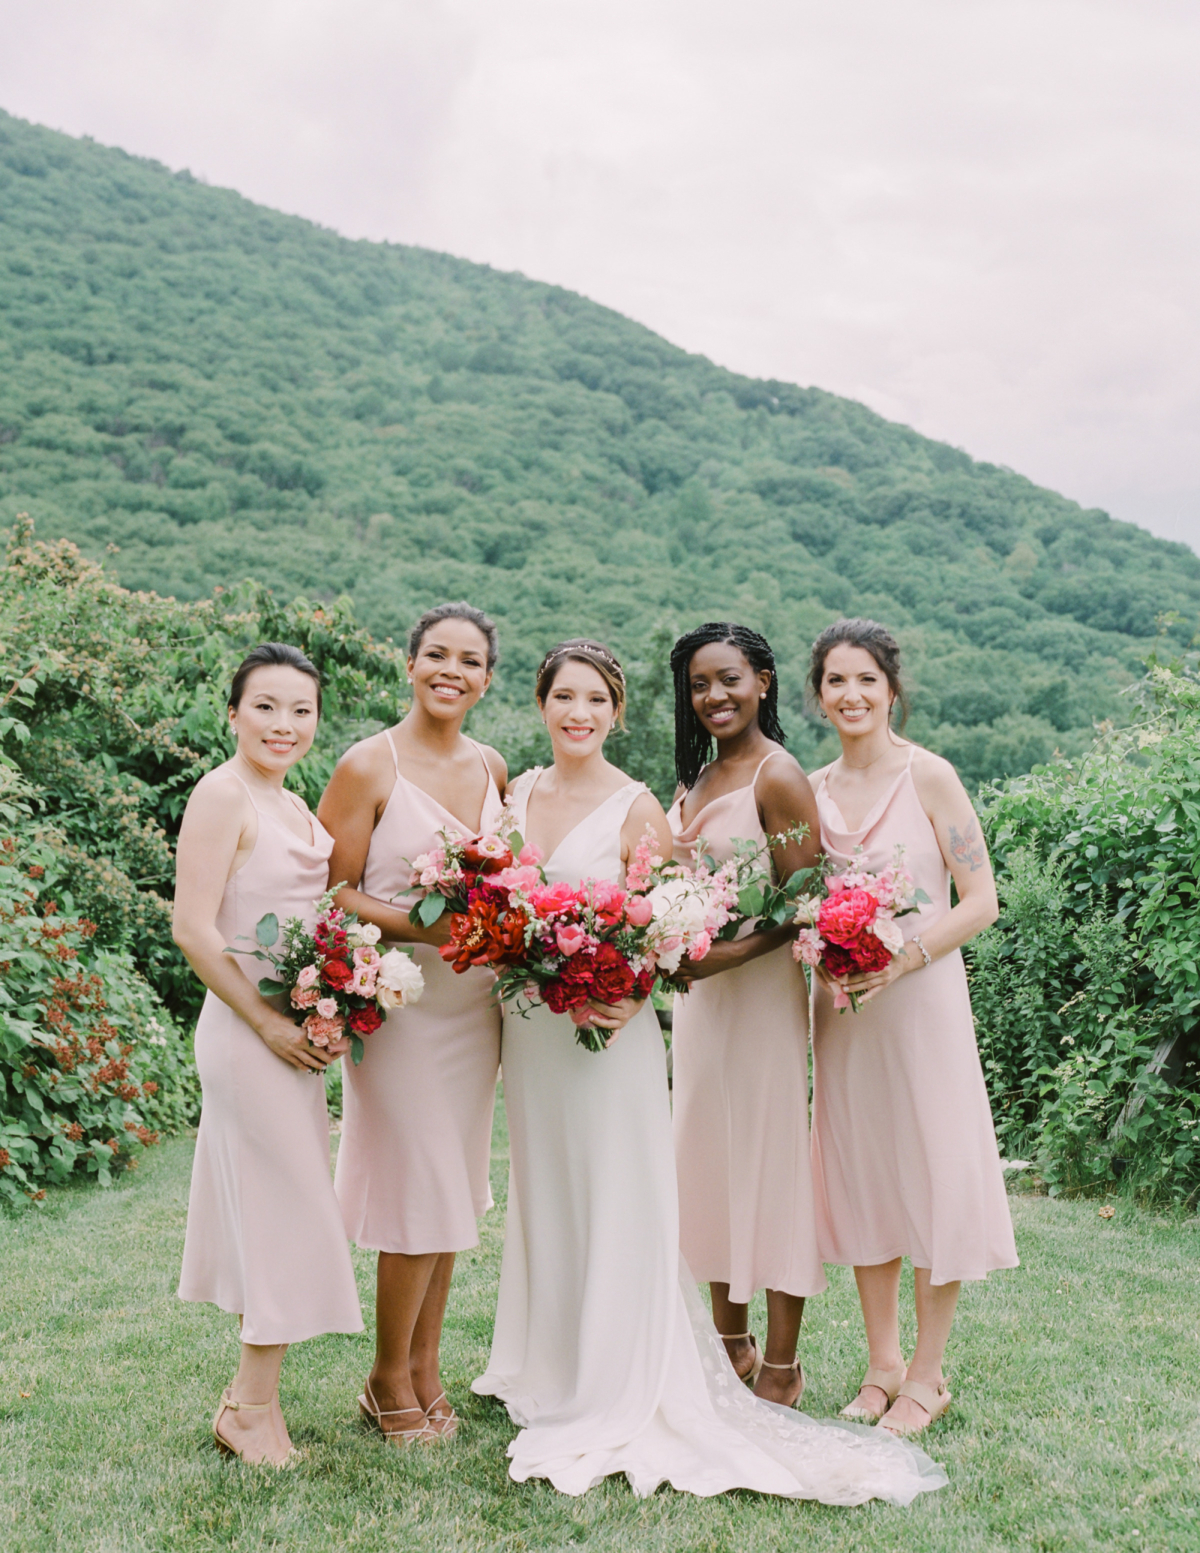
{"left": 837, "top": 945, "right": 918, "bottom": 1007}
{"left": 571, "top": 996, "right": 646, "bottom": 1047}
{"left": 675, "top": 940, "right": 749, "bottom": 982}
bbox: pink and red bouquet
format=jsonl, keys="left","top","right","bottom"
{"left": 241, "top": 887, "right": 424, "bottom": 1064}
{"left": 439, "top": 824, "right": 739, "bottom": 1052}
{"left": 408, "top": 823, "right": 522, "bottom": 929}
{"left": 791, "top": 845, "right": 929, "bottom": 1011}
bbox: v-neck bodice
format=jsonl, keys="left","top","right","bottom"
{"left": 509, "top": 768, "right": 647, "bottom": 887}
{"left": 815, "top": 747, "right": 950, "bottom": 930}
{"left": 362, "top": 733, "right": 504, "bottom": 907}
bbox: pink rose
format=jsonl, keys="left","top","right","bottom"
{"left": 556, "top": 924, "right": 587, "bottom": 957}
{"left": 690, "top": 930, "right": 712, "bottom": 961}
{"left": 296, "top": 964, "right": 319, "bottom": 989}
{"left": 590, "top": 879, "right": 627, "bottom": 924}
{"left": 530, "top": 881, "right": 582, "bottom": 917}
{"left": 518, "top": 843, "right": 543, "bottom": 866}
{"left": 491, "top": 864, "right": 543, "bottom": 895}
{"left": 353, "top": 946, "right": 381, "bottom": 969}
{"left": 316, "top": 996, "right": 339, "bottom": 1020}
{"left": 624, "top": 895, "right": 654, "bottom": 927}
{"left": 817, "top": 888, "right": 880, "bottom": 947}
{"left": 291, "top": 985, "right": 320, "bottom": 1009}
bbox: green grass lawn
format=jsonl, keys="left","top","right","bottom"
{"left": 1, "top": 1104, "right": 1198, "bottom": 1553}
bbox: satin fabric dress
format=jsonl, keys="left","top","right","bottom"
{"left": 811, "top": 747, "right": 1018, "bottom": 1285}
{"left": 334, "top": 733, "right": 503, "bottom": 1254}
{"left": 668, "top": 751, "right": 825, "bottom": 1303}
{"left": 473, "top": 768, "right": 946, "bottom": 1504}
{"left": 178, "top": 773, "right": 362, "bottom": 1345}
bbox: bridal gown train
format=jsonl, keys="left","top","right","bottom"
{"left": 473, "top": 769, "right": 947, "bottom": 1503}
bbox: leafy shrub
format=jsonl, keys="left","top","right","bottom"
{"left": 0, "top": 828, "right": 196, "bottom": 1207}
{"left": 970, "top": 662, "right": 1200, "bottom": 1205}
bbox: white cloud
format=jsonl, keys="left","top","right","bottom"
{"left": 2, "top": 0, "right": 1197, "bottom": 547}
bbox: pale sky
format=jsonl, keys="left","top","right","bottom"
{"left": 2, "top": 0, "right": 1198, "bottom": 548}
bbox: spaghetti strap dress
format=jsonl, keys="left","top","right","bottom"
{"left": 812, "top": 748, "right": 1018, "bottom": 1285}
{"left": 474, "top": 768, "right": 945, "bottom": 1505}
{"left": 334, "top": 732, "right": 503, "bottom": 1254}
{"left": 667, "top": 750, "right": 825, "bottom": 1302}
{"left": 178, "top": 774, "right": 363, "bottom": 1345}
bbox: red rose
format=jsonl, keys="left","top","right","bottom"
{"left": 817, "top": 888, "right": 880, "bottom": 948}
{"left": 321, "top": 958, "right": 352, "bottom": 990}
{"left": 633, "top": 967, "right": 656, "bottom": 999}
{"left": 544, "top": 975, "right": 591, "bottom": 1014}
{"left": 823, "top": 935, "right": 892, "bottom": 978}
{"left": 348, "top": 1004, "right": 383, "bottom": 1035}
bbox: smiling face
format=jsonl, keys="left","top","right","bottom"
{"left": 539, "top": 659, "right": 617, "bottom": 760}
{"left": 408, "top": 618, "right": 492, "bottom": 721}
{"left": 688, "top": 640, "right": 770, "bottom": 743}
{"left": 818, "top": 643, "right": 894, "bottom": 738}
{"left": 228, "top": 665, "right": 319, "bottom": 773}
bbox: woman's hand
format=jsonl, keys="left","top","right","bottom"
{"left": 675, "top": 939, "right": 749, "bottom": 982}
{"left": 255, "top": 1008, "right": 334, "bottom": 1072}
{"left": 829, "top": 945, "right": 920, "bottom": 1008}
{"left": 406, "top": 910, "right": 454, "bottom": 949}
{"left": 571, "top": 996, "right": 646, "bottom": 1047}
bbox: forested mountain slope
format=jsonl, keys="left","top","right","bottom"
{"left": 2, "top": 106, "right": 1198, "bottom": 783}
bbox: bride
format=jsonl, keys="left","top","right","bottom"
{"left": 473, "top": 638, "right": 947, "bottom": 1504}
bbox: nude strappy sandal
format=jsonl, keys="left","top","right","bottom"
{"left": 759, "top": 1356, "right": 805, "bottom": 1407}
{"left": 212, "top": 1387, "right": 295, "bottom": 1465}
{"left": 358, "top": 1378, "right": 436, "bottom": 1448}
{"left": 841, "top": 1364, "right": 907, "bottom": 1421}
{"left": 423, "top": 1390, "right": 460, "bottom": 1441}
{"left": 720, "top": 1332, "right": 764, "bottom": 1385}
{"left": 878, "top": 1377, "right": 952, "bottom": 1436}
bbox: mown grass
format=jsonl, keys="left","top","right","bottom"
{"left": 1, "top": 1104, "right": 1198, "bottom": 1553}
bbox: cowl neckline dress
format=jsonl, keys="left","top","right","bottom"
{"left": 667, "top": 750, "right": 825, "bottom": 1302}
{"left": 474, "top": 768, "right": 946, "bottom": 1505}
{"left": 178, "top": 773, "right": 362, "bottom": 1344}
{"left": 333, "top": 731, "right": 503, "bottom": 1255}
{"left": 812, "top": 748, "right": 1018, "bottom": 1284}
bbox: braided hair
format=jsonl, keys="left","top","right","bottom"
{"left": 670, "top": 623, "right": 786, "bottom": 790}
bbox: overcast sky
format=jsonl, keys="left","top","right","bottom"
{"left": 3, "top": 0, "right": 1197, "bottom": 549}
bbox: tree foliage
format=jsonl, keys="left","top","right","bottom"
{"left": 3, "top": 109, "right": 1200, "bottom": 788}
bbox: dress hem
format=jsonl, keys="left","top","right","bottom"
{"left": 176, "top": 1290, "right": 364, "bottom": 1345}
{"left": 817, "top": 1249, "right": 1021, "bottom": 1285}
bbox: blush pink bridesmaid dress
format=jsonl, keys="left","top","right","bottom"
{"left": 811, "top": 747, "right": 1018, "bottom": 1284}
{"left": 178, "top": 775, "right": 363, "bottom": 1344}
{"left": 667, "top": 751, "right": 825, "bottom": 1303}
{"left": 334, "top": 733, "right": 503, "bottom": 1254}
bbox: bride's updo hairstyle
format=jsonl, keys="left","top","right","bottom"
{"left": 809, "top": 617, "right": 908, "bottom": 729}
{"left": 670, "top": 622, "right": 786, "bottom": 790}
{"left": 535, "top": 639, "right": 627, "bottom": 729}
{"left": 408, "top": 601, "right": 499, "bottom": 669}
{"left": 229, "top": 642, "right": 322, "bottom": 713}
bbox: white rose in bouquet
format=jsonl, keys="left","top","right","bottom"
{"left": 645, "top": 877, "right": 711, "bottom": 975}
{"left": 376, "top": 947, "right": 425, "bottom": 1008}
{"left": 871, "top": 914, "right": 905, "bottom": 955}
{"left": 347, "top": 921, "right": 383, "bottom": 948}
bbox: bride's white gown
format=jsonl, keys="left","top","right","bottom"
{"left": 474, "top": 770, "right": 947, "bottom": 1503}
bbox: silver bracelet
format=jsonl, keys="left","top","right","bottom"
{"left": 910, "top": 934, "right": 932, "bottom": 968}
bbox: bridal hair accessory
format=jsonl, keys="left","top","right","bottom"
{"left": 537, "top": 640, "right": 626, "bottom": 685}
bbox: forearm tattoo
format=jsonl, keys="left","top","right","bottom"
{"left": 948, "top": 817, "right": 986, "bottom": 873}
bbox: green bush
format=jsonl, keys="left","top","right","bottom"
{"left": 0, "top": 827, "right": 195, "bottom": 1206}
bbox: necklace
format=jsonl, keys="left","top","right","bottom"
{"left": 839, "top": 741, "right": 901, "bottom": 774}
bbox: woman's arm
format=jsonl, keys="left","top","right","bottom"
{"left": 677, "top": 755, "right": 819, "bottom": 982}
{"left": 172, "top": 775, "right": 331, "bottom": 1072}
{"left": 317, "top": 740, "right": 451, "bottom": 947}
{"left": 835, "top": 753, "right": 999, "bottom": 1006}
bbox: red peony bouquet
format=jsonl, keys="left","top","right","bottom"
{"left": 235, "top": 886, "right": 424, "bottom": 1064}
{"left": 791, "top": 846, "right": 929, "bottom": 1011}
{"left": 432, "top": 825, "right": 739, "bottom": 1052}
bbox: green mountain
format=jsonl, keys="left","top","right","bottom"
{"left": 3, "top": 106, "right": 1198, "bottom": 786}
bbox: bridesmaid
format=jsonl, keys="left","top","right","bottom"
{"left": 808, "top": 617, "right": 1018, "bottom": 1436}
{"left": 318, "top": 601, "right": 506, "bottom": 1446}
{"left": 175, "top": 643, "right": 362, "bottom": 1466}
{"left": 667, "top": 623, "right": 825, "bottom": 1407}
